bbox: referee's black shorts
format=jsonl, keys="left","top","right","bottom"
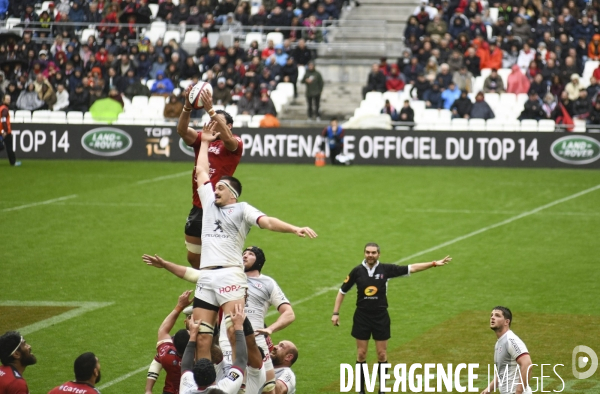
{"left": 351, "top": 308, "right": 391, "bottom": 341}
{"left": 185, "top": 206, "right": 203, "bottom": 238}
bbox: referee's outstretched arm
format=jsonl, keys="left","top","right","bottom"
{"left": 409, "top": 255, "right": 452, "bottom": 273}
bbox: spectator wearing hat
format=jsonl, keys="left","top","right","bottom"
{"left": 151, "top": 71, "right": 174, "bottom": 95}
{"left": 256, "top": 89, "right": 277, "bottom": 116}
{"left": 381, "top": 100, "right": 398, "bottom": 121}
{"left": 483, "top": 69, "right": 505, "bottom": 93}
{"left": 565, "top": 74, "right": 582, "bottom": 101}
{"left": 220, "top": 12, "right": 243, "bottom": 35}
{"left": 17, "top": 83, "right": 44, "bottom": 111}
{"left": 212, "top": 77, "right": 233, "bottom": 105}
{"left": 588, "top": 34, "right": 600, "bottom": 61}
{"left": 441, "top": 81, "right": 461, "bottom": 109}
{"left": 434, "top": 63, "right": 453, "bottom": 89}
{"left": 385, "top": 65, "right": 405, "bottom": 92}
{"left": 424, "top": 84, "right": 443, "bottom": 109}
{"left": 453, "top": 65, "right": 473, "bottom": 93}
{"left": 519, "top": 90, "right": 546, "bottom": 120}
{"left": 507, "top": 64, "right": 531, "bottom": 94}
{"left": 470, "top": 92, "right": 495, "bottom": 120}
{"left": 451, "top": 90, "right": 472, "bottom": 119}
{"left": 281, "top": 57, "right": 299, "bottom": 98}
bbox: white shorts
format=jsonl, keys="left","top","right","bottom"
{"left": 245, "top": 365, "right": 266, "bottom": 394}
{"left": 220, "top": 334, "right": 273, "bottom": 373}
{"left": 256, "top": 335, "right": 274, "bottom": 371}
{"left": 195, "top": 267, "right": 248, "bottom": 307}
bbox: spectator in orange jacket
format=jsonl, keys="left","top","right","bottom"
{"left": 385, "top": 65, "right": 405, "bottom": 92}
{"left": 588, "top": 34, "right": 600, "bottom": 61}
{"left": 482, "top": 42, "right": 503, "bottom": 70}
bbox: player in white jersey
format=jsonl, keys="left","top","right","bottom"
{"left": 270, "top": 340, "right": 298, "bottom": 394}
{"left": 219, "top": 246, "right": 295, "bottom": 394}
{"left": 180, "top": 305, "right": 247, "bottom": 394}
{"left": 481, "top": 306, "right": 533, "bottom": 394}
{"left": 143, "top": 126, "right": 316, "bottom": 363}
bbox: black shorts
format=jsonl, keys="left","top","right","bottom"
{"left": 351, "top": 308, "right": 390, "bottom": 341}
{"left": 185, "top": 206, "right": 203, "bottom": 238}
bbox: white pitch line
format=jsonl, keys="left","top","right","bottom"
{"left": 96, "top": 365, "right": 150, "bottom": 391}
{"left": 404, "top": 208, "right": 600, "bottom": 216}
{"left": 136, "top": 171, "right": 190, "bottom": 185}
{"left": 394, "top": 183, "right": 600, "bottom": 264}
{"left": 0, "top": 301, "right": 114, "bottom": 336}
{"left": 95, "top": 184, "right": 600, "bottom": 390}
{"left": 2, "top": 195, "right": 78, "bottom": 212}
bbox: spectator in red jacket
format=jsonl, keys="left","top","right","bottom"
{"left": 386, "top": 65, "right": 405, "bottom": 92}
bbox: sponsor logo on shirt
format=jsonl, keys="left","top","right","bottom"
{"left": 227, "top": 371, "right": 240, "bottom": 381}
{"left": 208, "top": 145, "right": 221, "bottom": 154}
{"left": 213, "top": 220, "right": 224, "bottom": 232}
{"left": 219, "top": 285, "right": 242, "bottom": 294}
{"left": 364, "top": 286, "right": 378, "bottom": 296}
{"left": 374, "top": 274, "right": 384, "bottom": 279}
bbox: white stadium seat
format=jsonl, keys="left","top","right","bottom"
{"left": 67, "top": 111, "right": 84, "bottom": 124}
{"left": 451, "top": 118, "right": 469, "bottom": 131}
{"left": 538, "top": 119, "right": 556, "bottom": 132}
{"left": 15, "top": 110, "right": 31, "bottom": 122}
{"left": 276, "top": 83, "right": 295, "bottom": 100}
{"left": 486, "top": 119, "right": 504, "bottom": 131}
{"left": 503, "top": 119, "right": 520, "bottom": 131}
{"left": 132, "top": 95, "right": 149, "bottom": 108}
{"left": 469, "top": 118, "right": 486, "bottom": 131}
{"left": 245, "top": 32, "right": 263, "bottom": 47}
{"left": 520, "top": 119, "right": 538, "bottom": 132}
{"left": 266, "top": 32, "right": 284, "bottom": 46}
{"left": 182, "top": 31, "right": 201, "bottom": 54}
{"left": 484, "top": 93, "right": 499, "bottom": 107}
{"left": 148, "top": 3, "right": 159, "bottom": 18}
{"left": 163, "top": 30, "right": 181, "bottom": 44}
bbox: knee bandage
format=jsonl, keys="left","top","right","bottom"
{"left": 224, "top": 314, "right": 233, "bottom": 329}
{"left": 185, "top": 241, "right": 202, "bottom": 254}
{"left": 262, "top": 380, "right": 276, "bottom": 393}
{"left": 199, "top": 321, "right": 215, "bottom": 335}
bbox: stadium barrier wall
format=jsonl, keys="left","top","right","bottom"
{"left": 8, "top": 124, "right": 600, "bottom": 169}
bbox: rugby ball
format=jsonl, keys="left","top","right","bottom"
{"left": 189, "top": 82, "right": 213, "bottom": 109}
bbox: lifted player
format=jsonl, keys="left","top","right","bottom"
{"left": 178, "top": 85, "right": 242, "bottom": 269}
{"left": 144, "top": 123, "right": 316, "bottom": 365}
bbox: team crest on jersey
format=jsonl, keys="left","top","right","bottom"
{"left": 498, "top": 346, "right": 502, "bottom": 353}
{"left": 227, "top": 371, "right": 240, "bottom": 381}
{"left": 226, "top": 207, "right": 234, "bottom": 215}
{"left": 374, "top": 274, "right": 384, "bottom": 279}
{"left": 173, "top": 360, "right": 178, "bottom": 365}
{"left": 253, "top": 282, "right": 263, "bottom": 289}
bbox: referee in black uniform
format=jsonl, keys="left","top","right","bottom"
{"left": 331, "top": 243, "right": 452, "bottom": 393}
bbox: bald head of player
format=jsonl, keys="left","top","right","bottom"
{"left": 490, "top": 306, "right": 512, "bottom": 332}
{"left": 270, "top": 340, "right": 298, "bottom": 368}
{"left": 0, "top": 331, "right": 37, "bottom": 371}
{"left": 74, "top": 352, "right": 102, "bottom": 384}
{"left": 214, "top": 175, "right": 242, "bottom": 207}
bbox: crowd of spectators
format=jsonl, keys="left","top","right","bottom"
{"left": 0, "top": 0, "right": 344, "bottom": 118}
{"left": 364, "top": 0, "right": 600, "bottom": 126}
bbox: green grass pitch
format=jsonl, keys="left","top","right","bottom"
{"left": 1, "top": 160, "right": 599, "bottom": 393}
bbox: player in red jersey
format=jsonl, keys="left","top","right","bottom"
{"left": 178, "top": 85, "right": 243, "bottom": 269}
{"left": 145, "top": 291, "right": 192, "bottom": 394}
{"left": 48, "top": 352, "right": 101, "bottom": 394}
{"left": 0, "top": 331, "right": 36, "bottom": 394}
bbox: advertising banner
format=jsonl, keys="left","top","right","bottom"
{"left": 8, "top": 124, "right": 600, "bottom": 169}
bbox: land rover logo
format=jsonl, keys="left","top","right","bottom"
{"left": 550, "top": 135, "right": 600, "bottom": 165}
{"left": 81, "top": 128, "right": 132, "bottom": 156}
{"left": 179, "top": 139, "right": 195, "bottom": 157}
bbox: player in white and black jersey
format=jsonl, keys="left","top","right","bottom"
{"left": 143, "top": 126, "right": 316, "bottom": 364}
{"left": 180, "top": 305, "right": 247, "bottom": 394}
{"left": 270, "top": 340, "right": 298, "bottom": 394}
{"left": 481, "top": 307, "right": 533, "bottom": 394}
{"left": 219, "top": 246, "right": 295, "bottom": 394}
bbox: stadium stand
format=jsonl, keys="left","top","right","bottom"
{"left": 352, "top": 0, "right": 600, "bottom": 132}
{"left": 3, "top": 0, "right": 344, "bottom": 127}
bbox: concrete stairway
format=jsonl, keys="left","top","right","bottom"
{"left": 280, "top": 0, "right": 419, "bottom": 123}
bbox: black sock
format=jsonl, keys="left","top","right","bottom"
{"left": 356, "top": 361, "right": 366, "bottom": 393}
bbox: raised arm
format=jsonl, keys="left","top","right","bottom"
{"left": 177, "top": 84, "right": 199, "bottom": 146}
{"left": 199, "top": 89, "right": 239, "bottom": 152}
{"left": 257, "top": 216, "right": 317, "bottom": 238}
{"left": 142, "top": 254, "right": 200, "bottom": 283}
{"left": 230, "top": 304, "right": 248, "bottom": 370}
{"left": 158, "top": 290, "right": 193, "bottom": 341}
{"left": 182, "top": 318, "right": 201, "bottom": 373}
{"left": 195, "top": 123, "right": 219, "bottom": 185}
{"left": 331, "top": 291, "right": 345, "bottom": 326}
{"left": 409, "top": 256, "right": 452, "bottom": 274}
